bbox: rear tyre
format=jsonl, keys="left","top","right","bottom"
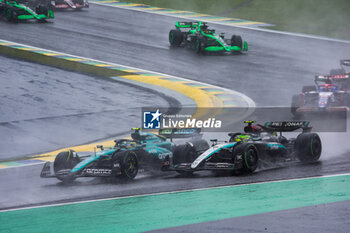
{"left": 119, "top": 150, "right": 139, "bottom": 180}
{"left": 231, "top": 35, "right": 243, "bottom": 48}
{"left": 169, "top": 29, "right": 183, "bottom": 47}
{"left": 232, "top": 143, "right": 259, "bottom": 174}
{"left": 295, "top": 133, "right": 322, "bottom": 162}
{"left": 54, "top": 149, "right": 80, "bottom": 183}
{"left": 172, "top": 143, "right": 197, "bottom": 176}
{"left": 302, "top": 85, "right": 317, "bottom": 93}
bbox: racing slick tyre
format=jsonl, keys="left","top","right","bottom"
{"left": 169, "top": 29, "right": 183, "bottom": 47}
{"left": 302, "top": 85, "right": 317, "bottom": 93}
{"left": 232, "top": 143, "right": 259, "bottom": 174}
{"left": 118, "top": 150, "right": 139, "bottom": 180}
{"left": 231, "top": 35, "right": 243, "bottom": 48}
{"left": 173, "top": 143, "right": 197, "bottom": 176}
{"left": 54, "top": 149, "right": 80, "bottom": 183}
{"left": 295, "top": 133, "right": 322, "bottom": 162}
{"left": 291, "top": 94, "right": 303, "bottom": 116}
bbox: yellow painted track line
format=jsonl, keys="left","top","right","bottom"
{"left": 120, "top": 75, "right": 221, "bottom": 108}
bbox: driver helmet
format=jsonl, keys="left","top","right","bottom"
{"left": 235, "top": 134, "right": 251, "bottom": 143}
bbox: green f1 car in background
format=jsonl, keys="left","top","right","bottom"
{"left": 0, "top": 0, "right": 54, "bottom": 22}
{"left": 169, "top": 21, "right": 248, "bottom": 54}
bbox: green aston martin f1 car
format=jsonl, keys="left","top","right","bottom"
{"left": 41, "top": 128, "right": 209, "bottom": 183}
{"left": 169, "top": 21, "right": 248, "bottom": 54}
{"left": 0, "top": 0, "right": 54, "bottom": 22}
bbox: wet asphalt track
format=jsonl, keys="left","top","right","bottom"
{"left": 0, "top": 55, "right": 170, "bottom": 160}
{"left": 1, "top": 4, "right": 350, "bottom": 231}
{"left": 1, "top": 148, "right": 350, "bottom": 210}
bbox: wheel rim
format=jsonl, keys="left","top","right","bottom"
{"left": 245, "top": 148, "right": 258, "bottom": 169}
{"left": 311, "top": 136, "right": 321, "bottom": 158}
{"left": 125, "top": 153, "right": 137, "bottom": 177}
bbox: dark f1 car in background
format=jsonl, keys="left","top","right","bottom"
{"left": 50, "top": 0, "right": 88, "bottom": 10}
{"left": 162, "top": 121, "right": 322, "bottom": 175}
{"left": 291, "top": 60, "right": 350, "bottom": 116}
{"left": 0, "top": 0, "right": 54, "bottom": 22}
{"left": 41, "top": 128, "right": 209, "bottom": 183}
{"left": 169, "top": 21, "right": 248, "bottom": 54}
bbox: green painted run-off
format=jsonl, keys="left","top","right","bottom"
{"left": 1, "top": 174, "right": 350, "bottom": 233}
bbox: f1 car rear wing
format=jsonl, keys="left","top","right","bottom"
{"left": 158, "top": 128, "right": 201, "bottom": 141}
{"left": 315, "top": 74, "right": 349, "bottom": 82}
{"left": 259, "top": 121, "right": 312, "bottom": 133}
{"left": 175, "top": 21, "right": 200, "bottom": 29}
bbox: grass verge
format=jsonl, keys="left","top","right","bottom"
{"left": 122, "top": 0, "right": 350, "bottom": 40}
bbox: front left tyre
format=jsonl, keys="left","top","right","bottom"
{"left": 231, "top": 35, "right": 243, "bottom": 49}
{"left": 169, "top": 29, "right": 183, "bottom": 47}
{"left": 118, "top": 150, "right": 139, "bottom": 180}
{"left": 54, "top": 149, "right": 80, "bottom": 183}
{"left": 232, "top": 143, "right": 259, "bottom": 174}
